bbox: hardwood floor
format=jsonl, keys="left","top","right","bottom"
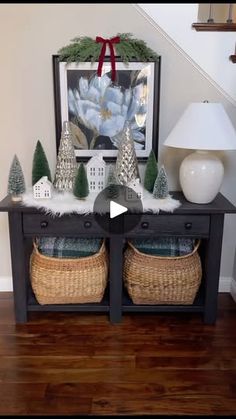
{"left": 0, "top": 293, "right": 235, "bottom": 415}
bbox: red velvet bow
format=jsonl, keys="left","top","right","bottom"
{"left": 96, "top": 36, "right": 120, "bottom": 82}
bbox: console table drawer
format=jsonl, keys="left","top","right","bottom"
{"left": 23, "top": 214, "right": 108, "bottom": 236}
{"left": 125, "top": 214, "right": 210, "bottom": 236}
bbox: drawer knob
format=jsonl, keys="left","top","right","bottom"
{"left": 185, "top": 222, "right": 192, "bottom": 230}
{"left": 40, "top": 221, "right": 48, "bottom": 228}
{"left": 141, "top": 221, "right": 149, "bottom": 229}
{"left": 84, "top": 221, "right": 92, "bottom": 228}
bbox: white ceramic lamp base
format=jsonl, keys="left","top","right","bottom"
{"left": 179, "top": 151, "right": 224, "bottom": 204}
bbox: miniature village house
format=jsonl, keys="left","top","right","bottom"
{"left": 126, "top": 178, "right": 143, "bottom": 201}
{"left": 86, "top": 154, "right": 106, "bottom": 193}
{"left": 33, "top": 176, "right": 52, "bottom": 199}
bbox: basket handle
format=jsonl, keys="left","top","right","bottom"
{"left": 32, "top": 239, "right": 40, "bottom": 254}
{"left": 194, "top": 239, "right": 201, "bottom": 253}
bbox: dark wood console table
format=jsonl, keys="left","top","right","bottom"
{"left": 0, "top": 191, "right": 235, "bottom": 324}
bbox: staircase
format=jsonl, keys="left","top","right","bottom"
{"left": 135, "top": 4, "right": 236, "bottom": 104}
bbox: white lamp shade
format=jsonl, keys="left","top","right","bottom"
{"left": 164, "top": 102, "right": 236, "bottom": 150}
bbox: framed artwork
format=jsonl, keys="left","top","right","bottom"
{"left": 53, "top": 55, "right": 161, "bottom": 161}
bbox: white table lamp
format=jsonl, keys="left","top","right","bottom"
{"left": 164, "top": 102, "right": 236, "bottom": 204}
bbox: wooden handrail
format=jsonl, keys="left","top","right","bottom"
{"left": 192, "top": 23, "right": 236, "bottom": 31}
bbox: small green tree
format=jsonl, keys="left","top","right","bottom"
{"left": 153, "top": 165, "right": 169, "bottom": 199}
{"left": 144, "top": 150, "right": 158, "bottom": 193}
{"left": 8, "top": 155, "right": 26, "bottom": 198}
{"left": 73, "top": 163, "right": 89, "bottom": 199}
{"left": 106, "top": 165, "right": 119, "bottom": 199}
{"left": 32, "top": 140, "right": 52, "bottom": 186}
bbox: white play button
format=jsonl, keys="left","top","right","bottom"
{"left": 94, "top": 185, "right": 143, "bottom": 233}
{"left": 110, "top": 201, "right": 128, "bottom": 219}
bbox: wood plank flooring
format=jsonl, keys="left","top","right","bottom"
{"left": 0, "top": 293, "right": 235, "bottom": 415}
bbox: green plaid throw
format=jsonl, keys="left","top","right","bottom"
{"left": 37, "top": 237, "right": 102, "bottom": 258}
{"left": 130, "top": 237, "right": 195, "bottom": 257}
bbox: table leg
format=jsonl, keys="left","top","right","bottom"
{"left": 109, "top": 236, "right": 123, "bottom": 323}
{"left": 204, "top": 214, "right": 224, "bottom": 324}
{"left": 8, "top": 212, "right": 27, "bottom": 323}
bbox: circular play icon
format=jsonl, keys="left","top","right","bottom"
{"left": 93, "top": 184, "right": 143, "bottom": 234}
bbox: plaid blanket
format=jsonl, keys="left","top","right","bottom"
{"left": 37, "top": 237, "right": 102, "bottom": 258}
{"left": 130, "top": 237, "right": 195, "bottom": 257}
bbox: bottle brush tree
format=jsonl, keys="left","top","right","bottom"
{"left": 32, "top": 140, "right": 52, "bottom": 186}
{"left": 73, "top": 163, "right": 89, "bottom": 199}
{"left": 8, "top": 155, "right": 26, "bottom": 200}
{"left": 144, "top": 150, "right": 158, "bottom": 193}
{"left": 106, "top": 165, "right": 119, "bottom": 199}
{"left": 153, "top": 165, "right": 169, "bottom": 199}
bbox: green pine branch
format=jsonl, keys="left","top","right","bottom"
{"left": 116, "top": 33, "right": 159, "bottom": 62}
{"left": 58, "top": 36, "right": 101, "bottom": 62}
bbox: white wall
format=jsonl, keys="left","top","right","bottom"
{"left": 138, "top": 3, "right": 236, "bottom": 103}
{"left": 0, "top": 3, "right": 236, "bottom": 291}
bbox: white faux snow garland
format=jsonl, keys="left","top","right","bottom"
{"left": 22, "top": 189, "right": 181, "bottom": 217}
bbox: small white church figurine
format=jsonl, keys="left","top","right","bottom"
{"left": 33, "top": 176, "right": 53, "bottom": 199}
{"left": 126, "top": 178, "right": 143, "bottom": 201}
{"left": 86, "top": 153, "right": 106, "bottom": 193}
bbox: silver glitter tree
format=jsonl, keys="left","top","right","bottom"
{"left": 115, "top": 121, "right": 140, "bottom": 186}
{"left": 54, "top": 121, "right": 77, "bottom": 192}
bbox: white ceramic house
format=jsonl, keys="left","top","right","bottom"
{"left": 33, "top": 176, "right": 53, "bottom": 199}
{"left": 126, "top": 178, "right": 143, "bottom": 201}
{"left": 86, "top": 154, "right": 106, "bottom": 193}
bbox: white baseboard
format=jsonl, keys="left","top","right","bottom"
{"left": 231, "top": 279, "right": 236, "bottom": 303}
{"left": 0, "top": 275, "right": 234, "bottom": 294}
{"left": 218, "top": 276, "right": 232, "bottom": 292}
{"left": 0, "top": 276, "right": 13, "bottom": 291}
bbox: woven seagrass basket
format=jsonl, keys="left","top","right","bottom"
{"left": 30, "top": 240, "right": 108, "bottom": 305}
{"left": 123, "top": 240, "right": 202, "bottom": 305}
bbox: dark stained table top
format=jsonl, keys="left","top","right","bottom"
{"left": 0, "top": 192, "right": 235, "bottom": 215}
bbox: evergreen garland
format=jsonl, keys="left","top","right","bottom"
{"left": 73, "top": 163, "right": 89, "bottom": 199}
{"left": 144, "top": 150, "right": 158, "bottom": 193}
{"left": 8, "top": 155, "right": 26, "bottom": 197}
{"left": 153, "top": 166, "right": 169, "bottom": 199}
{"left": 32, "top": 141, "right": 52, "bottom": 186}
{"left": 58, "top": 33, "right": 159, "bottom": 63}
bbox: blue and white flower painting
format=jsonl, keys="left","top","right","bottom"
{"left": 56, "top": 60, "right": 159, "bottom": 158}
{"left": 67, "top": 69, "right": 148, "bottom": 152}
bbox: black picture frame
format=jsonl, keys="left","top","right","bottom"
{"left": 53, "top": 54, "right": 161, "bottom": 162}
